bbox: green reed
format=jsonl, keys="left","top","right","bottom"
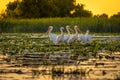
{"left": 0, "top": 17, "right": 120, "bottom": 33}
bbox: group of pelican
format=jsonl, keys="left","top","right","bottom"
{"left": 47, "top": 25, "right": 92, "bottom": 45}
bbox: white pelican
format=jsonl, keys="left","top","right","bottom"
{"left": 47, "top": 26, "right": 57, "bottom": 44}
{"left": 85, "top": 30, "right": 92, "bottom": 42}
{"left": 63, "top": 25, "right": 74, "bottom": 42}
{"left": 67, "top": 25, "right": 81, "bottom": 44}
{"left": 78, "top": 33, "right": 86, "bottom": 43}
{"left": 57, "top": 27, "right": 64, "bottom": 44}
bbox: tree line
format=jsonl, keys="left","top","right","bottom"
{"left": 1, "top": 0, "right": 93, "bottom": 18}
{"left": 0, "top": 0, "right": 120, "bottom": 19}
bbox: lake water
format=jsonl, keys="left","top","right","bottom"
{"left": 0, "top": 52, "right": 120, "bottom": 80}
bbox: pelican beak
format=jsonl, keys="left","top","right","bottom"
{"left": 77, "top": 27, "right": 81, "bottom": 33}
{"left": 69, "top": 28, "right": 74, "bottom": 32}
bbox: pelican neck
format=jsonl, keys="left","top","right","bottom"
{"left": 67, "top": 28, "right": 70, "bottom": 34}
{"left": 60, "top": 29, "right": 64, "bottom": 35}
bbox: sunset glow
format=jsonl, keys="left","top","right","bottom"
{"left": 77, "top": 0, "right": 120, "bottom": 16}
{"left": 0, "top": 0, "right": 14, "bottom": 12}
{"left": 0, "top": 0, "right": 120, "bottom": 16}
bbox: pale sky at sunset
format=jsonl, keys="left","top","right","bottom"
{"left": 77, "top": 0, "right": 120, "bottom": 16}
{"left": 0, "top": 0, "right": 120, "bottom": 16}
{"left": 0, "top": 0, "right": 14, "bottom": 13}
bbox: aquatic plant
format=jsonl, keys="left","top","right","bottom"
{"left": 51, "top": 67, "right": 64, "bottom": 75}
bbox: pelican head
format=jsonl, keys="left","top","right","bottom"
{"left": 74, "top": 25, "right": 81, "bottom": 32}
{"left": 48, "top": 26, "right": 53, "bottom": 30}
{"left": 86, "top": 30, "right": 89, "bottom": 34}
{"left": 60, "top": 27, "right": 64, "bottom": 30}
{"left": 74, "top": 25, "right": 78, "bottom": 29}
{"left": 47, "top": 26, "right": 53, "bottom": 34}
{"left": 66, "top": 25, "right": 74, "bottom": 32}
{"left": 66, "top": 25, "right": 70, "bottom": 29}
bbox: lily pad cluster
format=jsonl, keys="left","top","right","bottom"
{"left": 0, "top": 34, "right": 120, "bottom": 58}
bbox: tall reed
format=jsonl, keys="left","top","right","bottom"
{"left": 0, "top": 17, "right": 120, "bottom": 33}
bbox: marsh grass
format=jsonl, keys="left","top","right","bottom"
{"left": 0, "top": 17, "right": 120, "bottom": 33}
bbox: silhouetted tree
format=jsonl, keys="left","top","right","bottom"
{"left": 111, "top": 12, "right": 120, "bottom": 18}
{"left": 99, "top": 13, "right": 108, "bottom": 18}
{"left": 53, "top": 0, "right": 75, "bottom": 17}
{"left": 3, "top": 0, "right": 93, "bottom": 18}
{"left": 93, "top": 13, "right": 108, "bottom": 18}
{"left": 71, "top": 4, "right": 92, "bottom": 17}
{"left": 5, "top": 0, "right": 20, "bottom": 18}
{"left": 0, "top": 10, "right": 6, "bottom": 19}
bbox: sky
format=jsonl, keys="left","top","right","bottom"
{"left": 77, "top": 0, "right": 120, "bottom": 16}
{"left": 0, "top": 0, "right": 120, "bottom": 17}
{"left": 0, "top": 0, "right": 13, "bottom": 11}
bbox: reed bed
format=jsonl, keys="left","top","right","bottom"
{"left": 0, "top": 17, "right": 120, "bottom": 33}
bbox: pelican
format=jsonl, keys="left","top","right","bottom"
{"left": 78, "top": 33, "right": 86, "bottom": 43}
{"left": 63, "top": 25, "right": 74, "bottom": 42}
{"left": 85, "top": 30, "right": 92, "bottom": 42}
{"left": 57, "top": 27, "right": 64, "bottom": 44}
{"left": 67, "top": 25, "right": 81, "bottom": 44}
{"left": 47, "top": 26, "right": 57, "bottom": 44}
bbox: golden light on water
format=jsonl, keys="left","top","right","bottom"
{"left": 0, "top": 0, "right": 120, "bottom": 16}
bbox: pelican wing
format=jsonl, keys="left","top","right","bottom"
{"left": 50, "top": 33, "right": 57, "bottom": 44}
{"left": 78, "top": 34, "right": 86, "bottom": 42}
{"left": 57, "top": 34, "right": 64, "bottom": 43}
{"left": 68, "top": 34, "right": 77, "bottom": 44}
{"left": 86, "top": 35, "right": 92, "bottom": 42}
{"left": 85, "top": 34, "right": 92, "bottom": 42}
{"left": 63, "top": 34, "right": 70, "bottom": 42}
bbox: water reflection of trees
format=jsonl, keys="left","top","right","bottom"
{"left": 30, "top": 69, "right": 89, "bottom": 80}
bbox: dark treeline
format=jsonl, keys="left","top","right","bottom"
{"left": 1, "top": 0, "right": 92, "bottom": 18}
{"left": 0, "top": 0, "right": 120, "bottom": 18}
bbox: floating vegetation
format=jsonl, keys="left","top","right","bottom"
{"left": 0, "top": 33, "right": 120, "bottom": 60}
{"left": 70, "top": 68, "right": 86, "bottom": 75}
{"left": 52, "top": 66, "right": 64, "bottom": 75}
{"left": 0, "top": 33, "right": 120, "bottom": 80}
